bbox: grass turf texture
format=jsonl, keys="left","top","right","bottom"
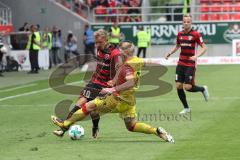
{"left": 0, "top": 65, "right": 239, "bottom": 160}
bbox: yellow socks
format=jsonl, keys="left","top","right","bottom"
{"left": 63, "top": 109, "right": 88, "bottom": 127}
{"left": 132, "top": 122, "right": 157, "bottom": 135}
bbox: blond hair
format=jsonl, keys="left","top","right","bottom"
{"left": 119, "top": 41, "right": 135, "bottom": 55}
{"left": 94, "top": 29, "right": 108, "bottom": 39}
{"left": 183, "top": 14, "right": 192, "bottom": 19}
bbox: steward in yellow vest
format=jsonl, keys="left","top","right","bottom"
{"left": 42, "top": 27, "right": 52, "bottom": 50}
{"left": 137, "top": 26, "right": 149, "bottom": 58}
{"left": 109, "top": 22, "right": 122, "bottom": 46}
{"left": 27, "top": 25, "right": 41, "bottom": 74}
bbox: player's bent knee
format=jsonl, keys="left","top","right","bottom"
{"left": 176, "top": 83, "right": 183, "bottom": 89}
{"left": 124, "top": 117, "right": 137, "bottom": 132}
{"left": 184, "top": 84, "right": 192, "bottom": 91}
{"left": 127, "top": 125, "right": 135, "bottom": 132}
{"left": 86, "top": 102, "right": 97, "bottom": 111}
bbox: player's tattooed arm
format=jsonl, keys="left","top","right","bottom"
{"left": 100, "top": 74, "right": 135, "bottom": 94}
{"left": 115, "top": 74, "right": 135, "bottom": 92}
{"left": 114, "top": 55, "right": 123, "bottom": 70}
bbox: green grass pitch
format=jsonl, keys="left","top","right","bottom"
{"left": 0, "top": 65, "right": 239, "bottom": 160}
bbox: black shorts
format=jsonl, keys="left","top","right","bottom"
{"left": 175, "top": 65, "right": 196, "bottom": 85}
{"left": 80, "top": 83, "right": 104, "bottom": 101}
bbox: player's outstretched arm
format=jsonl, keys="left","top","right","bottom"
{"left": 100, "top": 75, "right": 135, "bottom": 95}
{"left": 165, "top": 44, "right": 180, "bottom": 60}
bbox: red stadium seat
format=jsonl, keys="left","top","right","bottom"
{"left": 222, "top": 3, "right": 232, "bottom": 12}
{"left": 209, "top": 14, "right": 220, "bottom": 20}
{"left": 212, "top": 0, "right": 222, "bottom": 2}
{"left": 199, "top": 14, "right": 209, "bottom": 21}
{"left": 200, "top": 0, "right": 210, "bottom": 2}
{"left": 221, "top": 14, "right": 232, "bottom": 20}
{"left": 234, "top": 3, "right": 240, "bottom": 11}
{"left": 211, "top": 3, "right": 221, "bottom": 12}
{"left": 200, "top": 3, "right": 209, "bottom": 12}
{"left": 233, "top": 14, "right": 240, "bottom": 20}
{"left": 223, "top": 0, "right": 234, "bottom": 2}
{"left": 95, "top": 5, "right": 107, "bottom": 14}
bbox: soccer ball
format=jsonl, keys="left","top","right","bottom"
{"left": 68, "top": 125, "right": 84, "bottom": 140}
{"left": 0, "top": 46, "right": 7, "bottom": 54}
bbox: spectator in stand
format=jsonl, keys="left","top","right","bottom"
{"left": 126, "top": 0, "right": 141, "bottom": 22}
{"left": 64, "top": 30, "right": 79, "bottom": 64}
{"left": 107, "top": 0, "right": 117, "bottom": 22}
{"left": 97, "top": 0, "right": 108, "bottom": 7}
{"left": 118, "top": 3, "right": 127, "bottom": 22}
{"left": 73, "top": 0, "right": 86, "bottom": 18}
{"left": 19, "top": 22, "right": 29, "bottom": 32}
{"left": 122, "top": 0, "right": 130, "bottom": 6}
{"left": 52, "top": 26, "right": 62, "bottom": 66}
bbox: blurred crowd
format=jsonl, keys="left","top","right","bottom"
{"left": 58, "top": 0, "right": 142, "bottom": 22}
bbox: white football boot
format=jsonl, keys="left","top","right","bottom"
{"left": 157, "top": 127, "right": 175, "bottom": 143}
{"left": 202, "top": 85, "right": 209, "bottom": 102}
{"left": 179, "top": 108, "right": 191, "bottom": 114}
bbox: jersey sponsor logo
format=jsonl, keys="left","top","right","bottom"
{"left": 188, "top": 36, "right": 193, "bottom": 40}
{"left": 181, "top": 43, "right": 192, "bottom": 47}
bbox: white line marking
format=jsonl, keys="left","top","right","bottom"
{"left": 0, "top": 88, "right": 51, "bottom": 102}
{"left": 0, "top": 81, "right": 85, "bottom": 102}
{"left": 0, "top": 83, "right": 37, "bottom": 92}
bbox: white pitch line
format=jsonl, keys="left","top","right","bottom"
{"left": 0, "top": 88, "right": 51, "bottom": 102}
{"left": 0, "top": 81, "right": 85, "bottom": 102}
{"left": 0, "top": 83, "right": 37, "bottom": 92}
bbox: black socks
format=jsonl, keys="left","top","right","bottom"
{"left": 177, "top": 89, "right": 189, "bottom": 109}
{"left": 188, "top": 85, "right": 204, "bottom": 92}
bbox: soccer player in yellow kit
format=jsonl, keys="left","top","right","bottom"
{"left": 51, "top": 41, "right": 174, "bottom": 143}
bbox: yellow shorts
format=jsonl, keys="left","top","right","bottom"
{"left": 93, "top": 95, "right": 137, "bottom": 119}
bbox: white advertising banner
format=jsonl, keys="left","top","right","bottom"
{"left": 10, "top": 49, "right": 49, "bottom": 71}
{"left": 146, "top": 56, "right": 240, "bottom": 66}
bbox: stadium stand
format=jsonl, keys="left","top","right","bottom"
{"left": 56, "top": 0, "right": 142, "bottom": 22}
{"left": 198, "top": 0, "right": 240, "bottom": 21}
{"left": 56, "top": 0, "right": 90, "bottom": 19}
{"left": 0, "top": 1, "right": 13, "bottom": 33}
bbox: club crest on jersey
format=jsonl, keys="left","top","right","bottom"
{"left": 188, "top": 36, "right": 193, "bottom": 40}
{"left": 104, "top": 54, "right": 110, "bottom": 60}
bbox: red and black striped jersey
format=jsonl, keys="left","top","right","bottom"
{"left": 176, "top": 29, "right": 203, "bottom": 67}
{"left": 91, "top": 45, "right": 121, "bottom": 87}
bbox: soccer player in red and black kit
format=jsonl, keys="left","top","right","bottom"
{"left": 165, "top": 14, "right": 209, "bottom": 114}
{"left": 53, "top": 29, "right": 122, "bottom": 137}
